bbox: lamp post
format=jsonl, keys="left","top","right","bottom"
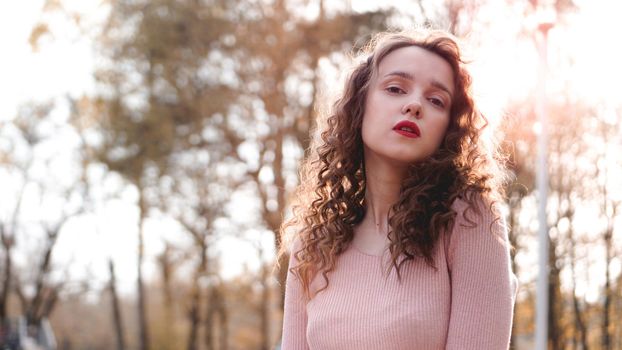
{"left": 534, "top": 15, "right": 554, "bottom": 350}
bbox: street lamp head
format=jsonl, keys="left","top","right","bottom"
{"left": 535, "top": 5, "right": 557, "bottom": 34}
{"left": 538, "top": 22, "right": 555, "bottom": 34}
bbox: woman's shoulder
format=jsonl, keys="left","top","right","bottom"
{"left": 450, "top": 192, "right": 501, "bottom": 226}
{"left": 281, "top": 219, "right": 305, "bottom": 250}
{"left": 445, "top": 193, "right": 509, "bottom": 268}
{"left": 446, "top": 193, "right": 507, "bottom": 248}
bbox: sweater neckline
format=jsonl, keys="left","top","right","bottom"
{"left": 350, "top": 243, "right": 388, "bottom": 258}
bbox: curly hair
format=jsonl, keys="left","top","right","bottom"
{"left": 278, "top": 29, "right": 508, "bottom": 300}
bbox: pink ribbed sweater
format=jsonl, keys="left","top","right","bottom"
{"left": 281, "top": 199, "right": 518, "bottom": 350}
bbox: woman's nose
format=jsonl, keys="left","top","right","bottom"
{"left": 401, "top": 100, "right": 422, "bottom": 119}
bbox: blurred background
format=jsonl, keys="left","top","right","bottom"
{"left": 0, "top": 0, "right": 620, "bottom": 349}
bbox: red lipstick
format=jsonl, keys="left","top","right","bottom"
{"left": 392, "top": 120, "right": 421, "bottom": 138}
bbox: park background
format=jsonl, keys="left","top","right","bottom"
{"left": 0, "top": 0, "right": 621, "bottom": 349}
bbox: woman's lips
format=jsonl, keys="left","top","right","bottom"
{"left": 392, "top": 120, "right": 421, "bottom": 138}
{"left": 394, "top": 129, "right": 420, "bottom": 138}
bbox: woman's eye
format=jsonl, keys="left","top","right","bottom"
{"left": 386, "top": 86, "right": 405, "bottom": 94}
{"left": 429, "top": 97, "right": 445, "bottom": 108}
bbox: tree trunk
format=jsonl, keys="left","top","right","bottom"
{"left": 187, "top": 243, "right": 207, "bottom": 350}
{"left": 602, "top": 228, "right": 612, "bottom": 350}
{"left": 219, "top": 300, "right": 228, "bottom": 350}
{"left": 205, "top": 284, "right": 228, "bottom": 350}
{"left": 187, "top": 294, "right": 200, "bottom": 350}
{"left": 0, "top": 225, "right": 12, "bottom": 322}
{"left": 1, "top": 180, "right": 27, "bottom": 323}
{"left": 137, "top": 188, "right": 150, "bottom": 350}
{"left": 259, "top": 261, "right": 270, "bottom": 350}
{"left": 28, "top": 226, "right": 60, "bottom": 326}
{"left": 615, "top": 273, "right": 622, "bottom": 350}
{"left": 599, "top": 130, "right": 616, "bottom": 350}
{"left": 548, "top": 235, "right": 564, "bottom": 350}
{"left": 158, "top": 244, "right": 175, "bottom": 349}
{"left": 205, "top": 286, "right": 215, "bottom": 350}
{"left": 109, "top": 259, "right": 126, "bottom": 350}
{"left": 568, "top": 225, "right": 588, "bottom": 350}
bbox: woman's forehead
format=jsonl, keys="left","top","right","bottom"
{"left": 375, "top": 46, "right": 455, "bottom": 93}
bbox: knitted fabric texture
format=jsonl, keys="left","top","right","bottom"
{"left": 281, "top": 199, "right": 518, "bottom": 350}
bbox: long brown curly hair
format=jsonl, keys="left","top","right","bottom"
{"left": 278, "top": 29, "right": 508, "bottom": 300}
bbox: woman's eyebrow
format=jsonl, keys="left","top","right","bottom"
{"left": 383, "top": 70, "right": 414, "bottom": 81}
{"left": 383, "top": 70, "right": 453, "bottom": 100}
{"left": 430, "top": 80, "right": 454, "bottom": 100}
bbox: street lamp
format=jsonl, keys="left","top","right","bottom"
{"left": 534, "top": 7, "right": 555, "bottom": 350}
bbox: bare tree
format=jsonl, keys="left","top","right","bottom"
{"left": 502, "top": 97, "right": 604, "bottom": 348}
{"left": 205, "top": 280, "right": 228, "bottom": 350}
{"left": 595, "top": 109, "right": 621, "bottom": 350}
{"left": 0, "top": 175, "right": 29, "bottom": 323}
{"left": 0, "top": 101, "right": 87, "bottom": 350}
{"left": 108, "top": 259, "right": 126, "bottom": 350}
{"left": 96, "top": 1, "right": 235, "bottom": 347}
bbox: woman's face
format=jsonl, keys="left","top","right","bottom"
{"left": 361, "top": 46, "right": 455, "bottom": 167}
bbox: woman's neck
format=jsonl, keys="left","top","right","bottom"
{"left": 362, "top": 153, "right": 408, "bottom": 236}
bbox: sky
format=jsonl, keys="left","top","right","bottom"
{"left": 1, "top": 0, "right": 621, "bottom": 299}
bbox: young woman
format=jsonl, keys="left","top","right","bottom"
{"left": 278, "top": 29, "right": 518, "bottom": 350}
